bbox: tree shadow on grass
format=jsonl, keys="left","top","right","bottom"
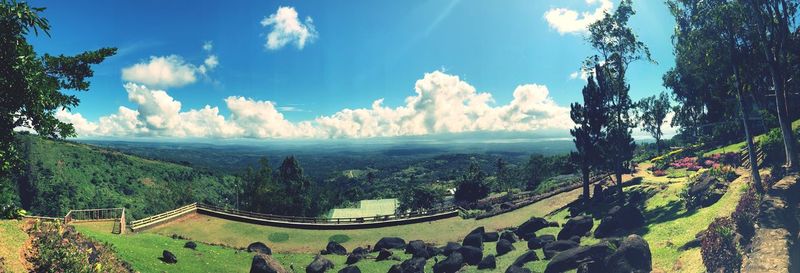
{"left": 636, "top": 199, "right": 699, "bottom": 236}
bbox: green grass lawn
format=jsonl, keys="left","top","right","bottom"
{"left": 703, "top": 119, "right": 800, "bottom": 157}
{"left": 0, "top": 220, "right": 28, "bottom": 273}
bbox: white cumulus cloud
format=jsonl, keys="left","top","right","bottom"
{"left": 121, "top": 55, "right": 198, "bottom": 88}
{"left": 261, "top": 6, "right": 318, "bottom": 50}
{"left": 544, "top": 0, "right": 613, "bottom": 35}
{"left": 56, "top": 71, "right": 573, "bottom": 139}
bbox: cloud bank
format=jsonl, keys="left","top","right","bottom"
{"left": 544, "top": 0, "right": 612, "bottom": 35}
{"left": 121, "top": 42, "right": 219, "bottom": 88}
{"left": 58, "top": 71, "right": 572, "bottom": 139}
{"left": 261, "top": 6, "right": 318, "bottom": 50}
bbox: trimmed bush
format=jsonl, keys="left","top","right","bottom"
{"left": 329, "top": 234, "right": 351, "bottom": 244}
{"left": 701, "top": 217, "right": 740, "bottom": 273}
{"left": 731, "top": 186, "right": 759, "bottom": 244}
{"left": 268, "top": 232, "right": 289, "bottom": 243}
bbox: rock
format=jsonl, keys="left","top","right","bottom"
{"left": 458, "top": 246, "right": 483, "bottom": 265}
{"left": 405, "top": 240, "right": 426, "bottom": 255}
{"left": 338, "top": 265, "right": 361, "bottom": 273}
{"left": 543, "top": 240, "right": 579, "bottom": 259}
{"left": 387, "top": 264, "right": 402, "bottom": 273}
{"left": 501, "top": 202, "right": 514, "bottom": 210}
{"left": 162, "top": 250, "right": 177, "bottom": 264}
{"left": 687, "top": 172, "right": 727, "bottom": 208}
{"left": 432, "top": 252, "right": 464, "bottom": 273}
{"left": 593, "top": 205, "right": 644, "bottom": 238}
{"left": 483, "top": 232, "right": 499, "bottom": 242}
{"left": 496, "top": 239, "right": 515, "bottom": 256}
{"left": 400, "top": 257, "right": 426, "bottom": 273}
{"left": 505, "top": 265, "right": 532, "bottom": 273}
{"left": 184, "top": 241, "right": 197, "bottom": 250}
{"left": 544, "top": 241, "right": 615, "bottom": 273}
{"left": 462, "top": 233, "right": 483, "bottom": 249}
{"left": 412, "top": 247, "right": 432, "bottom": 260}
{"left": 250, "top": 254, "right": 287, "bottom": 273}
{"left": 569, "top": 236, "right": 581, "bottom": 244}
{"left": 248, "top": 242, "right": 273, "bottom": 255}
{"left": 375, "top": 237, "right": 406, "bottom": 251}
{"left": 320, "top": 250, "right": 331, "bottom": 255}
{"left": 428, "top": 246, "right": 443, "bottom": 257}
{"left": 515, "top": 217, "right": 556, "bottom": 240}
{"left": 557, "top": 216, "right": 594, "bottom": 240}
{"left": 352, "top": 247, "right": 369, "bottom": 256}
{"left": 477, "top": 254, "right": 496, "bottom": 269}
{"left": 577, "top": 260, "right": 605, "bottom": 273}
{"left": 345, "top": 253, "right": 362, "bottom": 265}
{"left": 528, "top": 234, "right": 555, "bottom": 250}
{"left": 500, "top": 231, "right": 519, "bottom": 243}
{"left": 511, "top": 250, "right": 539, "bottom": 267}
{"left": 604, "top": 235, "right": 652, "bottom": 273}
{"left": 327, "top": 241, "right": 348, "bottom": 255}
{"left": 306, "top": 255, "right": 335, "bottom": 273}
{"left": 468, "top": 226, "right": 486, "bottom": 237}
{"left": 376, "top": 249, "right": 393, "bottom": 261}
{"left": 443, "top": 242, "right": 461, "bottom": 256}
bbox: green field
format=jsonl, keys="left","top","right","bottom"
{"left": 0, "top": 220, "right": 28, "bottom": 273}
{"left": 328, "top": 198, "right": 399, "bottom": 218}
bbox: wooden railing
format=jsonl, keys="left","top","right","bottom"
{"left": 740, "top": 146, "right": 765, "bottom": 169}
{"left": 195, "top": 203, "right": 459, "bottom": 225}
{"left": 129, "top": 203, "right": 197, "bottom": 232}
{"left": 64, "top": 207, "right": 127, "bottom": 234}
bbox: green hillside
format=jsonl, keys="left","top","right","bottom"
{"left": 12, "top": 134, "right": 237, "bottom": 219}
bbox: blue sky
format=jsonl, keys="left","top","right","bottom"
{"left": 30, "top": 0, "right": 677, "bottom": 139}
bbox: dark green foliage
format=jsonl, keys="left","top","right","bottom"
{"left": 701, "top": 217, "right": 741, "bottom": 273}
{"left": 14, "top": 135, "right": 236, "bottom": 219}
{"left": 328, "top": 234, "right": 351, "bottom": 244}
{"left": 398, "top": 184, "right": 444, "bottom": 212}
{"left": 732, "top": 186, "right": 759, "bottom": 244}
{"left": 240, "top": 156, "right": 315, "bottom": 216}
{"left": 455, "top": 161, "right": 489, "bottom": 203}
{"left": 524, "top": 154, "right": 574, "bottom": 191}
{"left": 571, "top": 75, "right": 607, "bottom": 201}
{"left": 636, "top": 92, "right": 671, "bottom": 154}
{"left": 759, "top": 128, "right": 799, "bottom": 169}
{"left": 268, "top": 232, "right": 290, "bottom": 243}
{"left": 0, "top": 1, "right": 114, "bottom": 217}
{"left": 28, "top": 220, "right": 133, "bottom": 273}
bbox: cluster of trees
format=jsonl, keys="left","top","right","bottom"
{"left": 665, "top": 0, "right": 800, "bottom": 188}
{"left": 570, "top": 0, "right": 671, "bottom": 202}
{"left": 239, "top": 156, "right": 319, "bottom": 216}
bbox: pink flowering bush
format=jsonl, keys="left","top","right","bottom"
{"left": 671, "top": 157, "right": 701, "bottom": 170}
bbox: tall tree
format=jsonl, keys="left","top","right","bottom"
{"left": 495, "top": 157, "right": 510, "bottom": 192}
{"left": 0, "top": 1, "right": 115, "bottom": 210}
{"left": 636, "top": 92, "right": 671, "bottom": 155}
{"left": 585, "top": 0, "right": 652, "bottom": 196}
{"left": 276, "top": 156, "right": 312, "bottom": 216}
{"left": 398, "top": 185, "right": 443, "bottom": 212}
{"left": 570, "top": 75, "right": 606, "bottom": 203}
{"left": 745, "top": 0, "right": 799, "bottom": 172}
{"left": 454, "top": 160, "right": 489, "bottom": 203}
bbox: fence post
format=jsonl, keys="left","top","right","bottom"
{"left": 120, "top": 208, "right": 126, "bottom": 235}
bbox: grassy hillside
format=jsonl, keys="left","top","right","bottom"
{"left": 13, "top": 135, "right": 237, "bottom": 219}
{"left": 0, "top": 220, "right": 28, "bottom": 273}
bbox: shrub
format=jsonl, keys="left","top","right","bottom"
{"left": 759, "top": 128, "right": 795, "bottom": 169}
{"left": 27, "top": 220, "right": 133, "bottom": 273}
{"left": 328, "top": 234, "right": 351, "bottom": 244}
{"left": 459, "top": 209, "right": 483, "bottom": 219}
{"left": 701, "top": 217, "right": 741, "bottom": 273}
{"left": 268, "top": 232, "right": 289, "bottom": 243}
{"left": 652, "top": 170, "right": 667, "bottom": 177}
{"left": 709, "top": 166, "right": 739, "bottom": 182}
{"left": 732, "top": 186, "right": 759, "bottom": 244}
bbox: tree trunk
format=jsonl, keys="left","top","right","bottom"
{"left": 581, "top": 163, "right": 591, "bottom": 203}
{"left": 731, "top": 56, "right": 764, "bottom": 193}
{"left": 615, "top": 167, "right": 624, "bottom": 197}
{"left": 771, "top": 74, "right": 799, "bottom": 173}
{"left": 655, "top": 136, "right": 661, "bottom": 155}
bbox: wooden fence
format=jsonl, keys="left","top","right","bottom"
{"left": 64, "top": 208, "right": 126, "bottom": 234}
{"left": 740, "top": 146, "right": 765, "bottom": 169}
{"left": 129, "top": 203, "right": 197, "bottom": 232}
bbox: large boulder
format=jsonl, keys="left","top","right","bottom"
{"left": 515, "top": 217, "right": 557, "bottom": 240}
{"left": 375, "top": 237, "right": 406, "bottom": 251}
{"left": 376, "top": 249, "right": 393, "bottom": 261}
{"left": 412, "top": 247, "right": 433, "bottom": 260}
{"left": 468, "top": 226, "right": 486, "bottom": 237}
{"left": 306, "top": 255, "right": 335, "bottom": 273}
{"left": 544, "top": 241, "right": 615, "bottom": 273}
{"left": 405, "top": 240, "right": 426, "bottom": 255}
{"left": 604, "top": 235, "right": 652, "bottom": 273}
{"left": 458, "top": 246, "right": 483, "bottom": 265}
{"left": 462, "top": 233, "right": 483, "bottom": 249}
{"left": 496, "top": 239, "right": 515, "bottom": 256}
{"left": 687, "top": 172, "right": 727, "bottom": 208}
{"left": 251, "top": 254, "right": 288, "bottom": 273}
{"left": 483, "top": 232, "right": 499, "bottom": 242}
{"left": 400, "top": 257, "right": 426, "bottom": 273}
{"left": 477, "top": 254, "right": 496, "bottom": 270}
{"left": 528, "top": 235, "right": 555, "bottom": 250}
{"left": 543, "top": 240, "right": 579, "bottom": 259}
{"left": 593, "top": 205, "right": 644, "bottom": 238}
{"left": 557, "top": 216, "right": 594, "bottom": 241}
{"left": 352, "top": 247, "right": 369, "bottom": 256}
{"left": 443, "top": 242, "right": 461, "bottom": 256}
{"left": 387, "top": 264, "right": 402, "bottom": 273}
{"left": 338, "top": 265, "right": 361, "bottom": 273}
{"left": 345, "top": 253, "right": 362, "bottom": 265}
{"left": 500, "top": 231, "right": 519, "bottom": 243}
{"left": 577, "top": 260, "right": 606, "bottom": 273}
{"left": 184, "top": 241, "right": 197, "bottom": 250}
{"left": 248, "top": 242, "right": 273, "bottom": 255}
{"left": 505, "top": 266, "right": 532, "bottom": 273}
{"left": 432, "top": 252, "right": 464, "bottom": 273}
{"left": 327, "top": 241, "right": 347, "bottom": 255}
{"left": 162, "top": 250, "right": 177, "bottom": 264}
{"left": 511, "top": 250, "right": 539, "bottom": 267}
